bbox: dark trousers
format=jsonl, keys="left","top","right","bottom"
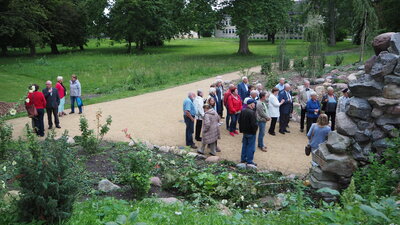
{"left": 241, "top": 134, "right": 256, "bottom": 164}
{"left": 46, "top": 107, "right": 59, "bottom": 127}
{"left": 195, "top": 119, "right": 202, "bottom": 140}
{"left": 225, "top": 111, "right": 231, "bottom": 130}
{"left": 229, "top": 113, "right": 239, "bottom": 132}
{"left": 279, "top": 113, "right": 290, "bottom": 132}
{"left": 70, "top": 96, "right": 83, "bottom": 113}
{"left": 326, "top": 112, "right": 336, "bottom": 131}
{"left": 184, "top": 115, "right": 194, "bottom": 146}
{"left": 268, "top": 117, "right": 277, "bottom": 134}
{"left": 300, "top": 106, "right": 306, "bottom": 130}
{"left": 306, "top": 117, "right": 318, "bottom": 133}
{"left": 33, "top": 108, "right": 45, "bottom": 136}
{"left": 217, "top": 101, "right": 223, "bottom": 117}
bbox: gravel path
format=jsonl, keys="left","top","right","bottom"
{"left": 7, "top": 66, "right": 310, "bottom": 175}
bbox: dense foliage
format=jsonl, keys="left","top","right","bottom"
{"left": 15, "top": 128, "right": 81, "bottom": 223}
{"left": 117, "top": 144, "right": 155, "bottom": 198}
{"left": 353, "top": 137, "right": 400, "bottom": 200}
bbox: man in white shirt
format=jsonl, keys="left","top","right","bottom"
{"left": 194, "top": 90, "right": 205, "bottom": 141}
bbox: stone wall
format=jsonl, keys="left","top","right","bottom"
{"left": 310, "top": 32, "right": 400, "bottom": 194}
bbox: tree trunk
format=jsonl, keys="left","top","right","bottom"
{"left": 50, "top": 43, "right": 59, "bottom": 54}
{"left": 1, "top": 45, "right": 7, "bottom": 56}
{"left": 29, "top": 44, "right": 36, "bottom": 56}
{"left": 138, "top": 39, "right": 144, "bottom": 50}
{"left": 238, "top": 33, "right": 251, "bottom": 55}
{"left": 127, "top": 41, "right": 132, "bottom": 53}
{"left": 328, "top": 0, "right": 336, "bottom": 46}
{"left": 271, "top": 33, "right": 276, "bottom": 44}
{"left": 360, "top": 12, "right": 368, "bottom": 62}
{"left": 79, "top": 45, "right": 84, "bottom": 51}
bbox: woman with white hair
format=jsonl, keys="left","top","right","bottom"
{"left": 207, "top": 87, "right": 218, "bottom": 111}
{"left": 321, "top": 87, "right": 337, "bottom": 131}
{"left": 55, "top": 76, "right": 67, "bottom": 117}
{"left": 306, "top": 91, "right": 321, "bottom": 133}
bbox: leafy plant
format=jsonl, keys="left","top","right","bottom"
{"left": 353, "top": 137, "right": 400, "bottom": 200}
{"left": 0, "top": 119, "right": 13, "bottom": 160}
{"left": 293, "top": 58, "right": 306, "bottom": 77}
{"left": 261, "top": 60, "right": 272, "bottom": 75}
{"left": 15, "top": 128, "right": 81, "bottom": 224}
{"left": 334, "top": 55, "right": 344, "bottom": 66}
{"left": 79, "top": 110, "right": 112, "bottom": 154}
{"left": 117, "top": 146, "right": 155, "bottom": 199}
{"left": 277, "top": 39, "right": 290, "bottom": 71}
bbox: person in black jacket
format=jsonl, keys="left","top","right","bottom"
{"left": 239, "top": 99, "right": 258, "bottom": 167}
{"left": 43, "top": 81, "right": 61, "bottom": 129}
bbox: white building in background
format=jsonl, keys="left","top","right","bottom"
{"left": 214, "top": 16, "right": 304, "bottom": 40}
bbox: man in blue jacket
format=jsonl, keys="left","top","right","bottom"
{"left": 278, "top": 84, "right": 292, "bottom": 134}
{"left": 237, "top": 76, "right": 249, "bottom": 103}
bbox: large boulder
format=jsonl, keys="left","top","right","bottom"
{"left": 364, "top": 55, "right": 377, "bottom": 74}
{"left": 336, "top": 112, "right": 358, "bottom": 136}
{"left": 372, "top": 138, "right": 391, "bottom": 153}
{"left": 389, "top": 32, "right": 400, "bottom": 55}
{"left": 371, "top": 108, "right": 383, "bottom": 118}
{"left": 349, "top": 74, "right": 383, "bottom": 98}
{"left": 315, "top": 78, "right": 325, "bottom": 84}
{"left": 368, "top": 97, "right": 400, "bottom": 107}
{"left": 383, "top": 84, "right": 400, "bottom": 99}
{"left": 384, "top": 75, "right": 400, "bottom": 85}
{"left": 371, "top": 128, "right": 387, "bottom": 141}
{"left": 325, "top": 131, "right": 352, "bottom": 154}
{"left": 394, "top": 58, "right": 400, "bottom": 76}
{"left": 352, "top": 142, "right": 371, "bottom": 162}
{"left": 314, "top": 144, "right": 358, "bottom": 177}
{"left": 353, "top": 131, "right": 371, "bottom": 143}
{"left": 346, "top": 97, "right": 372, "bottom": 120}
{"left": 98, "top": 179, "right": 120, "bottom": 192}
{"left": 370, "top": 51, "right": 399, "bottom": 81}
{"left": 310, "top": 175, "right": 339, "bottom": 190}
{"left": 310, "top": 166, "right": 337, "bottom": 182}
{"left": 376, "top": 114, "right": 400, "bottom": 126}
{"left": 372, "top": 32, "right": 395, "bottom": 55}
{"left": 387, "top": 105, "right": 400, "bottom": 115}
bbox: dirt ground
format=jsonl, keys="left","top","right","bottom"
{"left": 7, "top": 66, "right": 310, "bottom": 175}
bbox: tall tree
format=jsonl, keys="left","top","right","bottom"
{"left": 41, "top": 0, "right": 88, "bottom": 54}
{"left": 109, "top": 0, "right": 186, "bottom": 52}
{"left": 186, "top": 0, "right": 219, "bottom": 38}
{"left": 374, "top": 0, "right": 400, "bottom": 32}
{"left": 263, "top": 0, "right": 292, "bottom": 44}
{"left": 0, "top": 0, "right": 48, "bottom": 56}
{"left": 352, "top": 0, "right": 378, "bottom": 62}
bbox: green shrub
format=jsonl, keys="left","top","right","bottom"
{"left": 0, "top": 119, "right": 13, "bottom": 160}
{"left": 78, "top": 110, "right": 112, "bottom": 154}
{"left": 264, "top": 72, "right": 279, "bottom": 90}
{"left": 117, "top": 145, "right": 155, "bottom": 199}
{"left": 334, "top": 55, "right": 344, "bottom": 66}
{"left": 261, "top": 61, "right": 272, "bottom": 75}
{"left": 353, "top": 137, "right": 400, "bottom": 200}
{"left": 15, "top": 128, "right": 81, "bottom": 224}
{"left": 294, "top": 58, "right": 306, "bottom": 77}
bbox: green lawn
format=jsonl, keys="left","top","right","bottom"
{"left": 0, "top": 38, "right": 358, "bottom": 103}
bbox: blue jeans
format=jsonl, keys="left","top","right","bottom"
{"left": 257, "top": 121, "right": 266, "bottom": 148}
{"left": 241, "top": 134, "right": 256, "bottom": 164}
{"left": 226, "top": 113, "right": 231, "bottom": 130}
{"left": 229, "top": 113, "right": 239, "bottom": 132}
{"left": 70, "top": 96, "right": 82, "bottom": 113}
{"left": 184, "top": 115, "right": 194, "bottom": 146}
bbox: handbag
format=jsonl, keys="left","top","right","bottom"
{"left": 76, "top": 97, "right": 83, "bottom": 107}
{"left": 305, "top": 124, "right": 315, "bottom": 156}
{"left": 26, "top": 93, "right": 38, "bottom": 118}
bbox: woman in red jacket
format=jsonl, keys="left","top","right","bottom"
{"left": 227, "top": 88, "right": 242, "bottom": 136}
{"left": 26, "top": 84, "right": 47, "bottom": 137}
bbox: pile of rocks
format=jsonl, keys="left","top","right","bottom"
{"left": 310, "top": 32, "right": 400, "bottom": 193}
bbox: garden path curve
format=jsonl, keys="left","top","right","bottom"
{"left": 8, "top": 66, "right": 310, "bottom": 175}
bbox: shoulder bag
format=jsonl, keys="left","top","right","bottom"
{"left": 305, "top": 125, "right": 315, "bottom": 156}
{"left": 26, "top": 93, "right": 38, "bottom": 118}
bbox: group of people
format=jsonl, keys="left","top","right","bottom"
{"left": 183, "top": 76, "right": 351, "bottom": 168}
{"left": 26, "top": 74, "right": 83, "bottom": 137}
